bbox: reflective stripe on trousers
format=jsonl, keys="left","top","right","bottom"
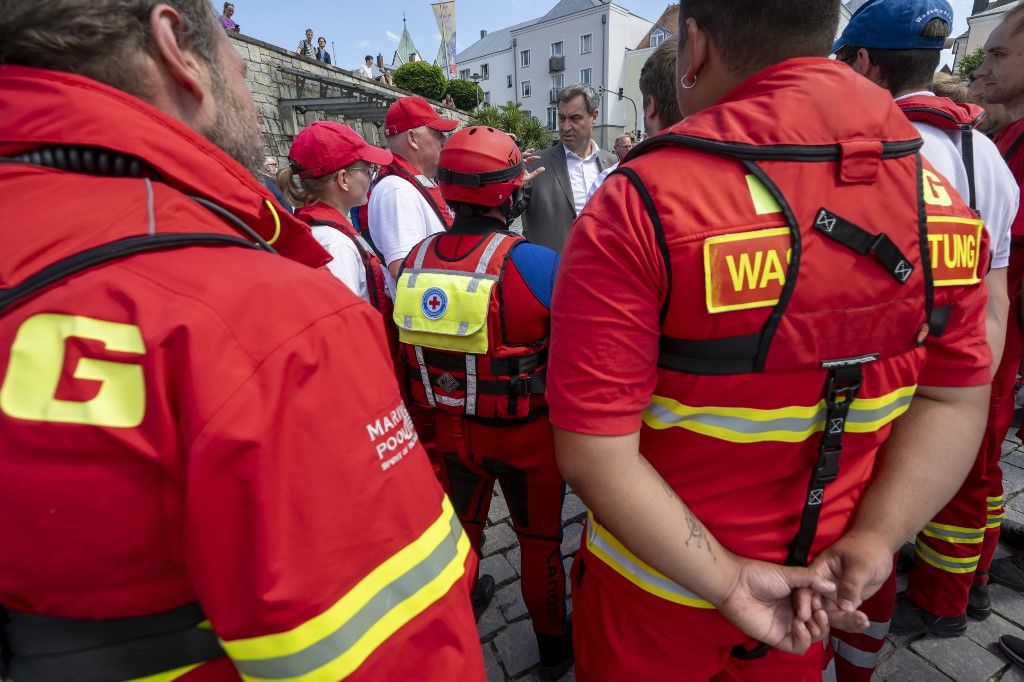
{"left": 585, "top": 512, "right": 713, "bottom": 609}
{"left": 642, "top": 386, "right": 915, "bottom": 444}
{"left": 220, "top": 497, "right": 470, "bottom": 681}
{"left": 915, "top": 538, "right": 980, "bottom": 574}
{"left": 829, "top": 620, "right": 890, "bottom": 670}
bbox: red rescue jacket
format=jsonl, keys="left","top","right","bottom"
{"left": 395, "top": 228, "right": 548, "bottom": 420}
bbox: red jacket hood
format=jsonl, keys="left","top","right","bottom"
{"left": 0, "top": 65, "right": 328, "bottom": 267}
{"left": 663, "top": 58, "right": 923, "bottom": 149}
{"left": 897, "top": 94, "right": 987, "bottom": 129}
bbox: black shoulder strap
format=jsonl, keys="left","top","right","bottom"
{"left": 1004, "top": 128, "right": 1024, "bottom": 164}
{"left": 0, "top": 233, "right": 258, "bottom": 317}
{"left": 960, "top": 127, "right": 978, "bottom": 212}
{"left": 383, "top": 164, "right": 451, "bottom": 229}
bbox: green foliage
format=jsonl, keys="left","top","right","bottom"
{"left": 469, "top": 102, "right": 553, "bottom": 152}
{"left": 444, "top": 79, "right": 485, "bottom": 110}
{"left": 393, "top": 61, "right": 446, "bottom": 101}
{"left": 958, "top": 47, "right": 985, "bottom": 81}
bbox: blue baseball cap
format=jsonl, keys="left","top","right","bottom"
{"left": 832, "top": 0, "right": 954, "bottom": 53}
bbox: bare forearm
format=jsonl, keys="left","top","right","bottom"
{"left": 986, "top": 268, "right": 1009, "bottom": 368}
{"left": 847, "top": 384, "right": 989, "bottom": 552}
{"left": 554, "top": 428, "right": 740, "bottom": 605}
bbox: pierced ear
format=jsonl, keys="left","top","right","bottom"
{"left": 150, "top": 5, "right": 206, "bottom": 100}
{"left": 682, "top": 18, "right": 707, "bottom": 83}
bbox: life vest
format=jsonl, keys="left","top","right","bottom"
{"left": 581, "top": 60, "right": 989, "bottom": 625}
{"left": 393, "top": 230, "right": 547, "bottom": 420}
{"left": 359, "top": 153, "right": 455, "bottom": 247}
{"left": 996, "top": 119, "right": 1024, "bottom": 238}
{"left": 295, "top": 203, "right": 393, "bottom": 317}
{"left": 898, "top": 95, "right": 986, "bottom": 211}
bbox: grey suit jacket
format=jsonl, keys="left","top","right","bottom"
{"left": 522, "top": 142, "right": 618, "bottom": 253}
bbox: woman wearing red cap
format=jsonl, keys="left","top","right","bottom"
{"left": 280, "top": 122, "right": 394, "bottom": 316}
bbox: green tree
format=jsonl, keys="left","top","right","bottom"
{"left": 958, "top": 47, "right": 985, "bottom": 81}
{"left": 393, "top": 61, "right": 445, "bottom": 101}
{"left": 469, "top": 102, "right": 553, "bottom": 152}
{"left": 444, "top": 79, "right": 485, "bottom": 110}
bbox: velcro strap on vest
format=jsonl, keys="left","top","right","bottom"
{"left": 658, "top": 333, "right": 761, "bottom": 375}
{"left": 929, "top": 304, "right": 953, "bottom": 338}
{"left": 2, "top": 603, "right": 224, "bottom": 682}
{"left": 814, "top": 208, "right": 913, "bottom": 284}
{"left": 419, "top": 348, "right": 546, "bottom": 376}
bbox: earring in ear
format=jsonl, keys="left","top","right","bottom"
{"left": 680, "top": 73, "right": 698, "bottom": 90}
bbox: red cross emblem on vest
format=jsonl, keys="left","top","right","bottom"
{"left": 421, "top": 286, "right": 448, "bottom": 320}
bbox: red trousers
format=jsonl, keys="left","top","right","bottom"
{"left": 572, "top": 535, "right": 824, "bottom": 681}
{"left": 907, "top": 246, "right": 1024, "bottom": 616}
{"left": 434, "top": 413, "right": 567, "bottom": 636}
{"left": 827, "top": 563, "right": 897, "bottom": 682}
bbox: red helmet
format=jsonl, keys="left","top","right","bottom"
{"left": 437, "top": 126, "right": 524, "bottom": 207}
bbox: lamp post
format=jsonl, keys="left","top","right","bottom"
{"left": 470, "top": 73, "right": 482, "bottom": 108}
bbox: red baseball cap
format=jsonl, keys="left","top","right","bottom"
{"left": 384, "top": 96, "right": 459, "bottom": 137}
{"left": 288, "top": 121, "right": 393, "bottom": 178}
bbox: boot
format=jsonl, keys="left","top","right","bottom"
{"left": 536, "top": 624, "right": 573, "bottom": 680}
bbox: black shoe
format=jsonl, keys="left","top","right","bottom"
{"left": 896, "top": 542, "right": 917, "bottom": 575}
{"left": 1001, "top": 520, "right": 1024, "bottom": 551}
{"left": 1001, "top": 635, "right": 1024, "bottom": 669}
{"left": 890, "top": 592, "right": 966, "bottom": 637}
{"left": 471, "top": 574, "right": 496, "bottom": 620}
{"left": 537, "top": 624, "right": 573, "bottom": 680}
{"left": 989, "top": 553, "right": 1024, "bottom": 591}
{"left": 967, "top": 583, "right": 992, "bottom": 620}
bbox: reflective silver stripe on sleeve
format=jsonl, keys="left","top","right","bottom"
{"left": 465, "top": 354, "right": 478, "bottom": 416}
{"left": 230, "top": 512, "right": 465, "bottom": 679}
{"left": 414, "top": 345, "right": 436, "bottom": 407}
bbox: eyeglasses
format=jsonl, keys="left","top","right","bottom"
{"left": 347, "top": 164, "right": 379, "bottom": 176}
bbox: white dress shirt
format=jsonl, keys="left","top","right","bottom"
{"left": 565, "top": 141, "right": 602, "bottom": 215}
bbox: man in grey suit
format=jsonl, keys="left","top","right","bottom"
{"left": 522, "top": 84, "right": 618, "bottom": 252}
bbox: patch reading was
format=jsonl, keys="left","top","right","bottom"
{"left": 926, "top": 217, "right": 984, "bottom": 286}
{"left": 703, "top": 227, "right": 791, "bottom": 313}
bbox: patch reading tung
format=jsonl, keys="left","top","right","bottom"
{"left": 703, "top": 227, "right": 792, "bottom": 313}
{"left": 926, "top": 217, "right": 984, "bottom": 287}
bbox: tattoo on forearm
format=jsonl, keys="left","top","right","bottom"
{"left": 683, "top": 507, "right": 716, "bottom": 560}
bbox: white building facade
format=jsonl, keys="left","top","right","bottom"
{"left": 455, "top": 0, "right": 651, "bottom": 148}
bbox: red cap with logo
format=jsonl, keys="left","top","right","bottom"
{"left": 384, "top": 96, "right": 459, "bottom": 137}
{"left": 288, "top": 121, "right": 393, "bottom": 178}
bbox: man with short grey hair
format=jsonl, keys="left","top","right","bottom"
{"left": 522, "top": 83, "right": 617, "bottom": 252}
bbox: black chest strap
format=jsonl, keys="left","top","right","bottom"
{"left": 2, "top": 603, "right": 224, "bottom": 682}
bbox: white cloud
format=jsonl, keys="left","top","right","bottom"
{"left": 386, "top": 30, "right": 400, "bottom": 43}
{"left": 359, "top": 40, "right": 370, "bottom": 48}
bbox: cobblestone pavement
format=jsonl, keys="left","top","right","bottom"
{"left": 476, "top": 426, "right": 1024, "bottom": 681}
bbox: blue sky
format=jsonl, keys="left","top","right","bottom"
{"left": 227, "top": 1, "right": 974, "bottom": 73}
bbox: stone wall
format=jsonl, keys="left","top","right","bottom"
{"left": 228, "top": 32, "right": 470, "bottom": 164}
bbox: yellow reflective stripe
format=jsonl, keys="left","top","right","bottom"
{"left": 920, "top": 521, "right": 985, "bottom": 544}
{"left": 128, "top": 664, "right": 203, "bottom": 682}
{"left": 642, "top": 385, "right": 915, "bottom": 444}
{"left": 988, "top": 496, "right": 1004, "bottom": 508}
{"left": 745, "top": 174, "right": 782, "bottom": 215}
{"left": 585, "top": 513, "right": 714, "bottom": 609}
{"left": 988, "top": 511, "right": 1004, "bottom": 529}
{"left": 222, "top": 497, "right": 469, "bottom": 681}
{"left": 915, "top": 540, "right": 980, "bottom": 574}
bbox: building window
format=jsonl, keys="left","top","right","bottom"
{"left": 580, "top": 68, "right": 592, "bottom": 85}
{"left": 483, "top": 92, "right": 491, "bottom": 104}
{"left": 551, "top": 41, "right": 563, "bottom": 57}
{"left": 551, "top": 73, "right": 564, "bottom": 92}
{"left": 507, "top": 74, "right": 513, "bottom": 88}
{"left": 521, "top": 49, "right": 531, "bottom": 67}
{"left": 459, "top": 68, "right": 471, "bottom": 80}
{"left": 547, "top": 106, "right": 558, "bottom": 131}
{"left": 650, "top": 30, "right": 665, "bottom": 47}
{"left": 480, "top": 63, "right": 489, "bottom": 80}
{"left": 580, "top": 34, "right": 593, "bottom": 54}
{"left": 521, "top": 80, "right": 532, "bottom": 98}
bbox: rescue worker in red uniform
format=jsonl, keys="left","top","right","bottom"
{"left": 547, "top": 1, "right": 993, "bottom": 680}
{"left": 975, "top": 2, "right": 1024, "bottom": 597}
{"left": 827, "top": 2, "right": 1020, "bottom": 677}
{"left": 393, "top": 126, "right": 573, "bottom": 679}
{"left": 0, "top": 3, "right": 484, "bottom": 680}
{"left": 282, "top": 121, "right": 394, "bottom": 317}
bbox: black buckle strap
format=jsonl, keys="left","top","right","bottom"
{"left": 658, "top": 333, "right": 761, "bottom": 375}
{"left": 785, "top": 361, "right": 867, "bottom": 567}
{"left": 437, "top": 162, "right": 525, "bottom": 188}
{"left": 814, "top": 208, "right": 914, "bottom": 284}
{"left": 419, "top": 349, "right": 546, "bottom": 377}
{"left": 3, "top": 603, "right": 224, "bottom": 682}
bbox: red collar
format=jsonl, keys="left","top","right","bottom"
{"left": 0, "top": 65, "right": 328, "bottom": 267}
{"left": 295, "top": 202, "right": 357, "bottom": 236}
